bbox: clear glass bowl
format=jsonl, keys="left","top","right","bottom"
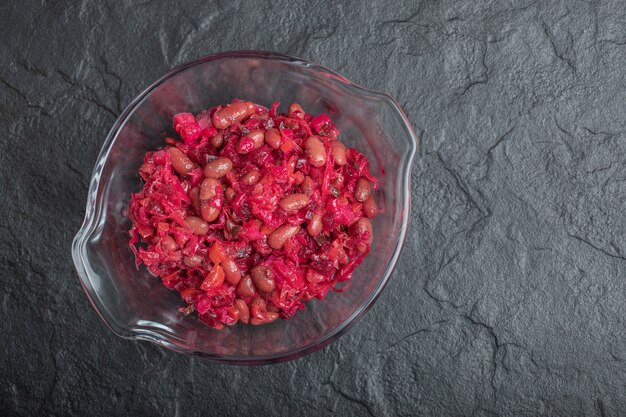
{"left": 72, "top": 51, "right": 417, "bottom": 364}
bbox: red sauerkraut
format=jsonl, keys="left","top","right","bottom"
{"left": 128, "top": 100, "right": 378, "bottom": 329}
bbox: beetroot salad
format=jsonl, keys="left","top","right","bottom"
{"left": 128, "top": 100, "right": 378, "bottom": 329}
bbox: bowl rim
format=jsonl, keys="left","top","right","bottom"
{"left": 71, "top": 50, "right": 418, "bottom": 365}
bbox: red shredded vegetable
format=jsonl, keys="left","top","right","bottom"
{"left": 128, "top": 100, "right": 378, "bottom": 329}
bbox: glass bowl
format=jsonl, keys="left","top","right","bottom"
{"left": 72, "top": 51, "right": 417, "bottom": 364}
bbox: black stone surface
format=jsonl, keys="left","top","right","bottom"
{"left": 2, "top": 1, "right": 626, "bottom": 415}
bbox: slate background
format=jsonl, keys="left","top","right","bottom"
{"left": 2, "top": 0, "right": 626, "bottom": 416}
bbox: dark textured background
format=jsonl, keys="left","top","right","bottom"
{"left": 2, "top": 1, "right": 626, "bottom": 416}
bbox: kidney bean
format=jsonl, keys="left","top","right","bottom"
{"left": 301, "top": 176, "right": 316, "bottom": 196}
{"left": 363, "top": 195, "right": 377, "bottom": 218}
{"left": 227, "top": 306, "right": 240, "bottom": 322}
{"left": 331, "top": 140, "right": 347, "bottom": 166}
{"left": 183, "top": 255, "right": 203, "bottom": 267}
{"left": 354, "top": 178, "right": 371, "bottom": 202}
{"left": 200, "top": 178, "right": 220, "bottom": 200}
{"left": 305, "top": 136, "right": 326, "bottom": 167}
{"left": 268, "top": 224, "right": 301, "bottom": 249}
{"left": 234, "top": 299, "right": 250, "bottom": 324}
{"left": 266, "top": 303, "right": 279, "bottom": 313}
{"left": 200, "top": 264, "right": 225, "bottom": 290}
{"left": 250, "top": 265, "right": 275, "bottom": 293}
{"left": 212, "top": 101, "right": 255, "bottom": 129}
{"left": 185, "top": 216, "right": 209, "bottom": 235}
{"left": 208, "top": 241, "right": 227, "bottom": 264}
{"left": 241, "top": 169, "right": 261, "bottom": 186}
{"left": 354, "top": 217, "right": 373, "bottom": 252}
{"left": 250, "top": 312, "right": 279, "bottom": 325}
{"left": 264, "top": 128, "right": 282, "bottom": 149}
{"left": 224, "top": 187, "right": 237, "bottom": 203}
{"left": 161, "top": 235, "right": 178, "bottom": 252}
{"left": 288, "top": 102, "right": 305, "bottom": 118}
{"left": 237, "top": 136, "right": 255, "bottom": 154}
{"left": 168, "top": 147, "right": 196, "bottom": 176}
{"left": 236, "top": 274, "right": 256, "bottom": 298}
{"left": 204, "top": 157, "right": 233, "bottom": 178}
{"left": 249, "top": 297, "right": 278, "bottom": 325}
{"left": 189, "top": 187, "right": 201, "bottom": 215}
{"left": 245, "top": 130, "right": 265, "bottom": 149}
{"left": 222, "top": 258, "right": 241, "bottom": 285}
{"left": 307, "top": 213, "right": 323, "bottom": 237}
{"left": 199, "top": 178, "right": 221, "bottom": 222}
{"left": 201, "top": 205, "right": 219, "bottom": 223}
{"left": 209, "top": 132, "right": 223, "bottom": 148}
{"left": 279, "top": 193, "right": 309, "bottom": 212}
